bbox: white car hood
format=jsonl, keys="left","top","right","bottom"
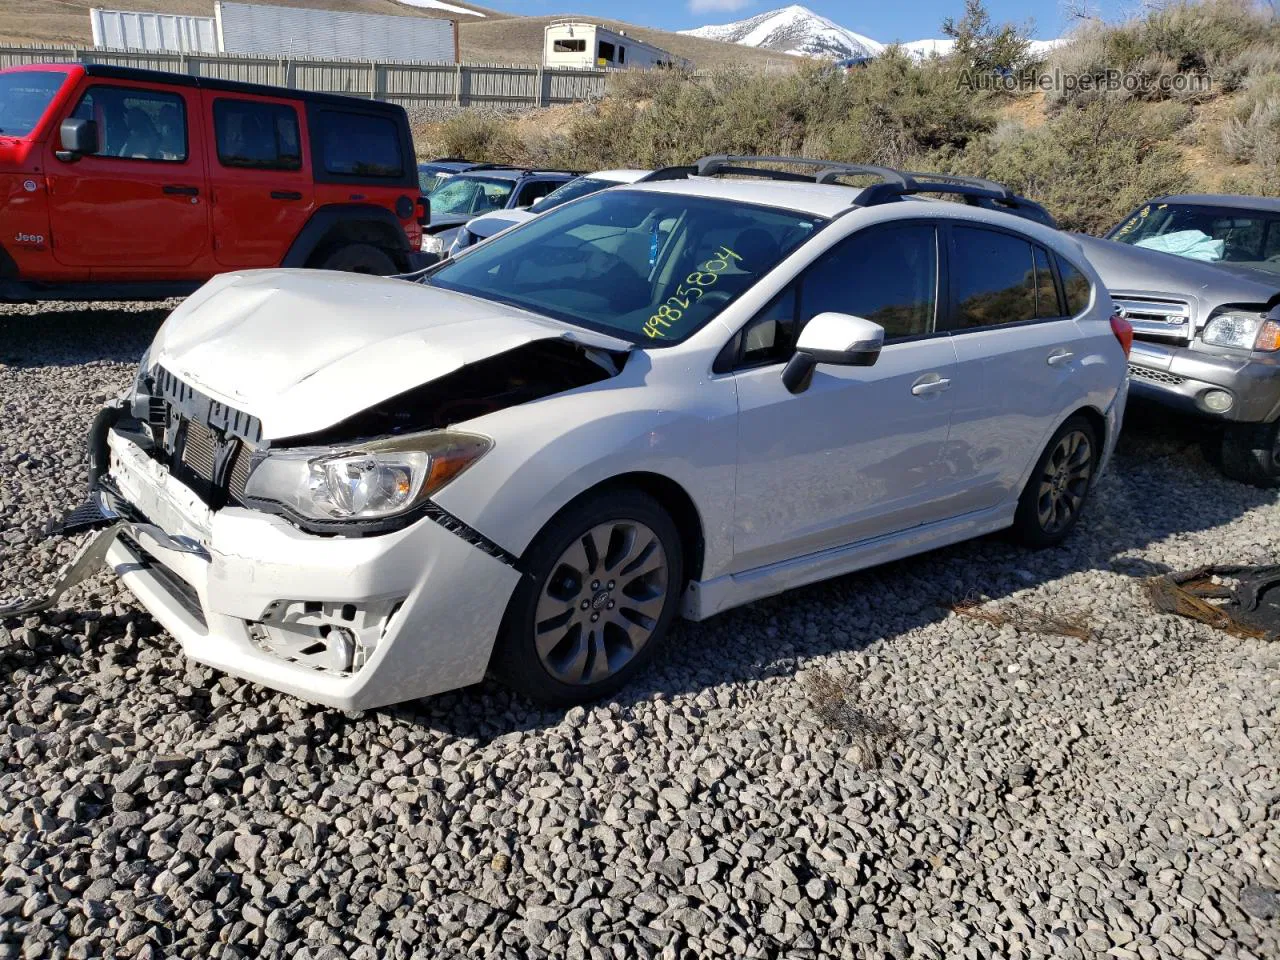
{"left": 149, "top": 270, "right": 630, "bottom": 440}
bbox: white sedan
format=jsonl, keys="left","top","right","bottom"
{"left": 21, "top": 156, "right": 1130, "bottom": 709}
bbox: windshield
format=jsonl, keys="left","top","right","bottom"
{"left": 1109, "top": 202, "right": 1280, "bottom": 277}
{"left": 428, "top": 174, "right": 515, "bottom": 217}
{"left": 529, "top": 176, "right": 617, "bottom": 214}
{"left": 0, "top": 71, "right": 67, "bottom": 138}
{"left": 418, "top": 165, "right": 456, "bottom": 193}
{"left": 428, "top": 189, "right": 823, "bottom": 344}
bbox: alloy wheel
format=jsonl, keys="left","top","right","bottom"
{"left": 533, "top": 520, "right": 669, "bottom": 686}
{"left": 1036, "top": 429, "right": 1093, "bottom": 535}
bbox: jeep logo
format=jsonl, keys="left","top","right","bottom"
{"left": 14, "top": 232, "right": 45, "bottom": 246}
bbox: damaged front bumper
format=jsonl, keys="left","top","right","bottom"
{"left": 1128, "top": 339, "right": 1280, "bottom": 422}
{"left": 4, "top": 417, "right": 522, "bottom": 711}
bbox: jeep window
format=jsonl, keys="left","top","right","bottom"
{"left": 70, "top": 86, "right": 187, "bottom": 162}
{"left": 428, "top": 175, "right": 515, "bottom": 217}
{"left": 947, "top": 227, "right": 1037, "bottom": 329}
{"left": 427, "top": 190, "right": 822, "bottom": 345}
{"left": 734, "top": 222, "right": 938, "bottom": 367}
{"left": 0, "top": 70, "right": 66, "bottom": 138}
{"left": 1109, "top": 202, "right": 1280, "bottom": 277}
{"left": 1058, "top": 258, "right": 1091, "bottom": 316}
{"left": 214, "top": 99, "right": 302, "bottom": 171}
{"left": 529, "top": 177, "right": 616, "bottom": 214}
{"left": 316, "top": 110, "right": 402, "bottom": 178}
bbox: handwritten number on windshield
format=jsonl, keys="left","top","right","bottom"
{"left": 644, "top": 246, "right": 742, "bottom": 339}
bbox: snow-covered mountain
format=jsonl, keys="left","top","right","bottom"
{"left": 682, "top": 4, "right": 884, "bottom": 61}
{"left": 682, "top": 5, "right": 1063, "bottom": 63}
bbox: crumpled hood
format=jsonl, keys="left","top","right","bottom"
{"left": 149, "top": 270, "right": 631, "bottom": 440}
{"left": 1073, "top": 234, "right": 1280, "bottom": 320}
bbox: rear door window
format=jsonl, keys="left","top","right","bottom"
{"left": 213, "top": 98, "right": 301, "bottom": 170}
{"left": 71, "top": 85, "right": 187, "bottom": 162}
{"left": 315, "top": 109, "right": 402, "bottom": 178}
{"left": 947, "top": 226, "right": 1037, "bottom": 329}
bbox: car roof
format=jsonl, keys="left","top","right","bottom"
{"left": 451, "top": 168, "right": 576, "bottom": 182}
{"left": 623, "top": 177, "right": 861, "bottom": 217}
{"left": 588, "top": 170, "right": 652, "bottom": 184}
{"left": 419, "top": 159, "right": 480, "bottom": 173}
{"left": 1150, "top": 194, "right": 1280, "bottom": 213}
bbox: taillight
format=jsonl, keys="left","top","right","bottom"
{"left": 415, "top": 196, "right": 430, "bottom": 227}
{"left": 1110, "top": 312, "right": 1133, "bottom": 358}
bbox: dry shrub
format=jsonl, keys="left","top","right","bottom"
{"left": 1220, "top": 73, "right": 1280, "bottom": 164}
{"left": 953, "top": 596, "right": 1094, "bottom": 640}
{"left": 801, "top": 670, "right": 899, "bottom": 770}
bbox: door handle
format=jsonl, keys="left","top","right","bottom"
{"left": 162, "top": 184, "right": 199, "bottom": 196}
{"left": 1047, "top": 349, "right": 1075, "bottom": 367}
{"left": 270, "top": 190, "right": 303, "bottom": 201}
{"left": 911, "top": 375, "right": 952, "bottom": 397}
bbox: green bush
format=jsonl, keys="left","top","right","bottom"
{"left": 960, "top": 99, "right": 1193, "bottom": 233}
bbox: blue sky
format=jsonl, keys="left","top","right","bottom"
{"left": 479, "top": 0, "right": 1127, "bottom": 41}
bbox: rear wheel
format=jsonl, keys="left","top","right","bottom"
{"left": 492, "top": 490, "right": 683, "bottom": 706}
{"left": 1220, "top": 420, "right": 1280, "bottom": 487}
{"left": 1011, "top": 415, "right": 1098, "bottom": 547}
{"left": 315, "top": 242, "right": 398, "bottom": 276}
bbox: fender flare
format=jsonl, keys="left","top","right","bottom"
{"left": 282, "top": 204, "right": 411, "bottom": 270}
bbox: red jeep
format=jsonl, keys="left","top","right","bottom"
{"left": 0, "top": 63, "right": 428, "bottom": 301}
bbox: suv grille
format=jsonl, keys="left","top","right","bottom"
{"left": 1114, "top": 297, "right": 1191, "bottom": 343}
{"left": 1129, "top": 363, "right": 1186, "bottom": 386}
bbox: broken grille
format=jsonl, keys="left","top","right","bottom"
{"left": 1128, "top": 364, "right": 1186, "bottom": 386}
{"left": 146, "top": 367, "right": 261, "bottom": 509}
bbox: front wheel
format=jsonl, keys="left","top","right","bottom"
{"left": 1011, "top": 415, "right": 1098, "bottom": 548}
{"left": 491, "top": 490, "right": 683, "bottom": 706}
{"left": 1220, "top": 420, "right": 1280, "bottom": 487}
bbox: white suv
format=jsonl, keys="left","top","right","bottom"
{"left": 16, "top": 156, "right": 1131, "bottom": 709}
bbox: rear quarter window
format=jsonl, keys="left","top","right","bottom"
{"left": 314, "top": 109, "right": 403, "bottom": 179}
{"left": 1057, "top": 258, "right": 1092, "bottom": 315}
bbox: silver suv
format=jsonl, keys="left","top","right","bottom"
{"left": 1078, "top": 195, "right": 1280, "bottom": 485}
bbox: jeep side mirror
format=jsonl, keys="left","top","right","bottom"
{"left": 57, "top": 118, "right": 98, "bottom": 162}
{"left": 781, "top": 312, "right": 884, "bottom": 394}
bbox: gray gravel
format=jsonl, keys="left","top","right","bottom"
{"left": 1, "top": 300, "right": 1278, "bottom": 960}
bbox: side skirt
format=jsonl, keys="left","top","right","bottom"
{"left": 681, "top": 503, "right": 1014, "bottom": 621}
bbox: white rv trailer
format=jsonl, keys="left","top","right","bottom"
{"left": 543, "top": 21, "right": 687, "bottom": 70}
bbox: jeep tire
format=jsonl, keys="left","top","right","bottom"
{"left": 315, "top": 243, "right": 398, "bottom": 276}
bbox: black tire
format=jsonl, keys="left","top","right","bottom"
{"left": 1011, "top": 414, "right": 1099, "bottom": 548}
{"left": 492, "top": 489, "right": 684, "bottom": 706}
{"left": 1220, "top": 420, "right": 1280, "bottom": 487}
{"left": 314, "top": 242, "right": 398, "bottom": 276}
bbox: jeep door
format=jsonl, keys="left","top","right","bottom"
{"left": 729, "top": 222, "right": 959, "bottom": 571}
{"left": 44, "top": 79, "right": 210, "bottom": 272}
{"left": 938, "top": 224, "right": 1088, "bottom": 514}
{"left": 205, "top": 94, "right": 314, "bottom": 268}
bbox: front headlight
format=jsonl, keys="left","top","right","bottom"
{"left": 244, "top": 431, "right": 490, "bottom": 522}
{"left": 1201, "top": 313, "right": 1280, "bottom": 351}
{"left": 422, "top": 234, "right": 447, "bottom": 257}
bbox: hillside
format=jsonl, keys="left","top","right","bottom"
{"left": 0, "top": 0, "right": 503, "bottom": 47}
{"left": 458, "top": 14, "right": 801, "bottom": 69}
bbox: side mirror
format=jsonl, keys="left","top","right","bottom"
{"left": 57, "top": 118, "right": 98, "bottom": 161}
{"left": 782, "top": 312, "right": 884, "bottom": 394}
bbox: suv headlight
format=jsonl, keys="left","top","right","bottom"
{"left": 244, "top": 431, "right": 490, "bottom": 522}
{"left": 1201, "top": 312, "right": 1280, "bottom": 351}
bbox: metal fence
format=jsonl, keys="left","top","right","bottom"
{"left": 0, "top": 45, "right": 611, "bottom": 111}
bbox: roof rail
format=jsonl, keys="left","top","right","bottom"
{"left": 650, "top": 154, "right": 1057, "bottom": 227}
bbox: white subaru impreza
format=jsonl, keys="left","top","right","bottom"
{"left": 22, "top": 157, "right": 1131, "bottom": 709}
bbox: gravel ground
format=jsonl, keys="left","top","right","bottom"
{"left": 1, "top": 300, "right": 1278, "bottom": 960}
